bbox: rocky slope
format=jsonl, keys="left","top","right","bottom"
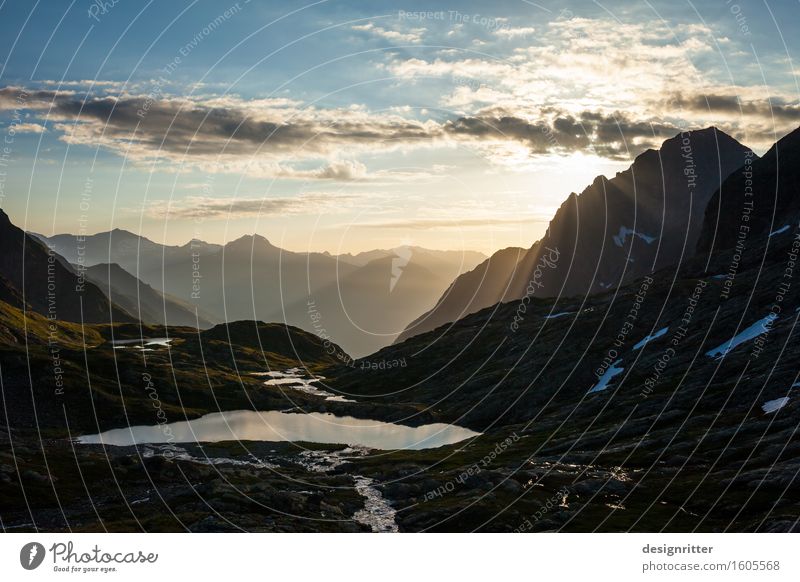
{"left": 0, "top": 209, "right": 133, "bottom": 324}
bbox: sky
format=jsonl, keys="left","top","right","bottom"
{"left": 0, "top": 0, "right": 798, "bottom": 254}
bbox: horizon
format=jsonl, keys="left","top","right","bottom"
{"left": 1, "top": 0, "right": 798, "bottom": 255}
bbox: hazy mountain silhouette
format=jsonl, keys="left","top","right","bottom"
{"left": 84, "top": 263, "right": 212, "bottom": 328}
{"left": 36, "top": 229, "right": 484, "bottom": 355}
{"left": 281, "top": 252, "right": 459, "bottom": 357}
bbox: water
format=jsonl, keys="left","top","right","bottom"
{"left": 353, "top": 475, "right": 398, "bottom": 532}
{"left": 111, "top": 338, "right": 172, "bottom": 349}
{"left": 77, "top": 410, "right": 480, "bottom": 450}
{"left": 253, "top": 369, "right": 355, "bottom": 402}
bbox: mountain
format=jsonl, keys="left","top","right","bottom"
{"left": 697, "top": 126, "right": 800, "bottom": 253}
{"left": 0, "top": 209, "right": 133, "bottom": 324}
{"left": 4, "top": 190, "right": 799, "bottom": 532}
{"left": 84, "top": 263, "right": 212, "bottom": 328}
{"left": 35, "top": 229, "right": 484, "bottom": 355}
{"left": 395, "top": 246, "right": 527, "bottom": 343}
{"left": 398, "top": 127, "right": 753, "bottom": 342}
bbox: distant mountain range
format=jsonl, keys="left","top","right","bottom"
{"left": 398, "top": 127, "right": 753, "bottom": 342}
{"left": 34, "top": 229, "right": 485, "bottom": 356}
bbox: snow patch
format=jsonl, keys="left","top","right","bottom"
{"left": 544, "top": 311, "right": 573, "bottom": 319}
{"left": 589, "top": 359, "right": 625, "bottom": 393}
{"left": 613, "top": 226, "right": 657, "bottom": 247}
{"left": 705, "top": 314, "right": 778, "bottom": 359}
{"left": 769, "top": 225, "right": 791, "bottom": 237}
{"left": 632, "top": 327, "right": 669, "bottom": 351}
{"left": 762, "top": 397, "right": 789, "bottom": 414}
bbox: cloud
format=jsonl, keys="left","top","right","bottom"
{"left": 379, "top": 16, "right": 799, "bottom": 152}
{"left": 352, "top": 22, "right": 425, "bottom": 43}
{"left": 0, "top": 87, "right": 76, "bottom": 110}
{"left": 304, "top": 160, "right": 367, "bottom": 180}
{"left": 444, "top": 108, "right": 679, "bottom": 159}
{"left": 0, "top": 83, "right": 683, "bottom": 172}
{"left": 0, "top": 87, "right": 448, "bottom": 174}
{"left": 356, "top": 216, "right": 550, "bottom": 230}
{"left": 8, "top": 122, "right": 46, "bottom": 134}
{"left": 143, "top": 192, "right": 355, "bottom": 220}
{"left": 494, "top": 26, "right": 536, "bottom": 38}
{"left": 3, "top": 38, "right": 793, "bottom": 178}
{"left": 0, "top": 83, "right": 692, "bottom": 172}
{"left": 666, "top": 92, "right": 800, "bottom": 122}
{"left": 385, "top": 57, "right": 514, "bottom": 80}
{"left": 274, "top": 160, "right": 368, "bottom": 181}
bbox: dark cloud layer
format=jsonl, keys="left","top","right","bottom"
{"left": 668, "top": 92, "right": 800, "bottom": 121}
{"left": 2, "top": 86, "right": 752, "bottom": 167}
{"left": 446, "top": 109, "right": 679, "bottom": 159}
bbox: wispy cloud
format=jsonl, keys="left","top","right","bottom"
{"left": 355, "top": 216, "right": 551, "bottom": 230}
{"left": 352, "top": 22, "right": 425, "bottom": 43}
{"left": 494, "top": 26, "right": 536, "bottom": 38}
{"left": 8, "top": 122, "right": 46, "bottom": 133}
{"left": 142, "top": 192, "right": 355, "bottom": 220}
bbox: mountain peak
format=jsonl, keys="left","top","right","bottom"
{"left": 698, "top": 124, "right": 800, "bottom": 253}
{"left": 659, "top": 125, "right": 742, "bottom": 150}
{"left": 226, "top": 233, "right": 275, "bottom": 250}
{"left": 763, "top": 124, "right": 800, "bottom": 159}
{"left": 108, "top": 227, "right": 139, "bottom": 237}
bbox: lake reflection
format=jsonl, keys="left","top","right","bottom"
{"left": 78, "top": 410, "right": 480, "bottom": 450}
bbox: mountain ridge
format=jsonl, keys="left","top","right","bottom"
{"left": 397, "top": 126, "right": 755, "bottom": 342}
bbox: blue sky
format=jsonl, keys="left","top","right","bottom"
{"left": 1, "top": 0, "right": 798, "bottom": 253}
